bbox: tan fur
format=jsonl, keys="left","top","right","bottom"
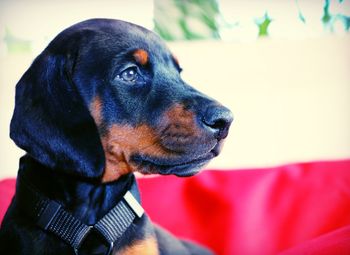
{"left": 115, "top": 237, "right": 159, "bottom": 255}
{"left": 133, "top": 49, "right": 149, "bottom": 66}
{"left": 90, "top": 96, "right": 103, "bottom": 126}
{"left": 100, "top": 123, "right": 174, "bottom": 182}
{"left": 163, "top": 104, "right": 200, "bottom": 139}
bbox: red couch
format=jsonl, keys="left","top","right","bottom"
{"left": 1, "top": 160, "right": 350, "bottom": 254}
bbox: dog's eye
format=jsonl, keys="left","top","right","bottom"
{"left": 117, "top": 67, "right": 138, "bottom": 84}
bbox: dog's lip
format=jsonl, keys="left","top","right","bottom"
{"left": 133, "top": 141, "right": 224, "bottom": 176}
{"left": 135, "top": 150, "right": 215, "bottom": 168}
{"left": 138, "top": 153, "right": 213, "bottom": 177}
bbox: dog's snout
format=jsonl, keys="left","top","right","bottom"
{"left": 202, "top": 106, "right": 233, "bottom": 140}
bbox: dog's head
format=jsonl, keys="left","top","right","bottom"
{"left": 11, "top": 19, "right": 233, "bottom": 182}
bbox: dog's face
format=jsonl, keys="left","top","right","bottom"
{"left": 10, "top": 19, "right": 233, "bottom": 182}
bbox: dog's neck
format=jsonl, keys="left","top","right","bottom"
{"left": 17, "top": 155, "right": 136, "bottom": 225}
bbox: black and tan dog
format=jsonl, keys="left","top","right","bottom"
{"left": 0, "top": 19, "right": 233, "bottom": 255}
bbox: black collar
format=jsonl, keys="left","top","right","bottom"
{"left": 16, "top": 171, "right": 144, "bottom": 255}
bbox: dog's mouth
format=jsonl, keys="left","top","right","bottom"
{"left": 132, "top": 141, "right": 223, "bottom": 177}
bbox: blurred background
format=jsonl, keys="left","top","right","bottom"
{"left": 0, "top": 0, "right": 349, "bottom": 178}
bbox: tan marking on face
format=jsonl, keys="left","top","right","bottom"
{"left": 117, "top": 237, "right": 159, "bottom": 255}
{"left": 162, "top": 104, "right": 200, "bottom": 138}
{"left": 101, "top": 124, "right": 175, "bottom": 182}
{"left": 90, "top": 96, "right": 103, "bottom": 126}
{"left": 100, "top": 104, "right": 201, "bottom": 183}
{"left": 133, "top": 49, "right": 148, "bottom": 66}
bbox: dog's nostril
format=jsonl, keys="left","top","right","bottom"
{"left": 203, "top": 107, "right": 233, "bottom": 140}
{"left": 207, "top": 118, "right": 228, "bottom": 130}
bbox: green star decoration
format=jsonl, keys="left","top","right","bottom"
{"left": 255, "top": 12, "right": 272, "bottom": 37}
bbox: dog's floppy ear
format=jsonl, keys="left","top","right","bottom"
{"left": 10, "top": 38, "right": 105, "bottom": 178}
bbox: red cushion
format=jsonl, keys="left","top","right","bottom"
{"left": 1, "top": 160, "right": 350, "bottom": 254}
{"left": 0, "top": 178, "right": 15, "bottom": 222}
{"left": 280, "top": 224, "right": 350, "bottom": 255}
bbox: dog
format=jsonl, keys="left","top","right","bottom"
{"left": 0, "top": 19, "right": 233, "bottom": 255}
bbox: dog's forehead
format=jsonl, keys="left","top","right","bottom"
{"left": 71, "top": 19, "right": 170, "bottom": 58}
{"left": 112, "top": 21, "right": 171, "bottom": 61}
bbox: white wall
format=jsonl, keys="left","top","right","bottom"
{"left": 173, "top": 36, "right": 350, "bottom": 170}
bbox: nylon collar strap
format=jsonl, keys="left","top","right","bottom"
{"left": 16, "top": 174, "right": 144, "bottom": 255}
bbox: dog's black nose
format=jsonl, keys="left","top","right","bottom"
{"left": 202, "top": 106, "right": 233, "bottom": 140}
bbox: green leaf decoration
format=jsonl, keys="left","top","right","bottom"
{"left": 153, "top": 0, "right": 349, "bottom": 41}
{"left": 154, "top": 0, "right": 220, "bottom": 41}
{"left": 322, "top": 0, "right": 332, "bottom": 25}
{"left": 298, "top": 11, "right": 306, "bottom": 23}
{"left": 295, "top": 0, "right": 306, "bottom": 23}
{"left": 4, "top": 28, "right": 32, "bottom": 54}
{"left": 255, "top": 12, "right": 272, "bottom": 37}
{"left": 338, "top": 15, "right": 350, "bottom": 31}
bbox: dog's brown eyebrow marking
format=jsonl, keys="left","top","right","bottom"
{"left": 133, "top": 49, "right": 149, "bottom": 65}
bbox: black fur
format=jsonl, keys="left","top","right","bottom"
{"left": 0, "top": 19, "right": 232, "bottom": 254}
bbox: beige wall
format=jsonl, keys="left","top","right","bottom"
{"left": 1, "top": 35, "right": 350, "bottom": 178}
